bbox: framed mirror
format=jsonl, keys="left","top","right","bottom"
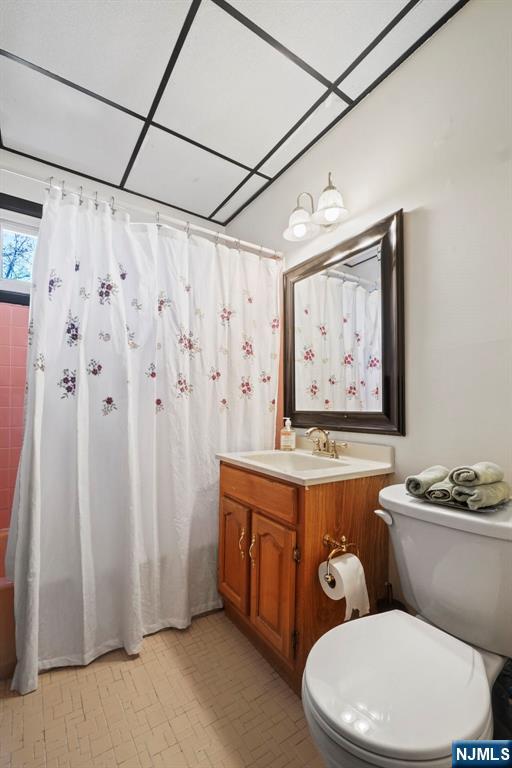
{"left": 284, "top": 210, "right": 404, "bottom": 435}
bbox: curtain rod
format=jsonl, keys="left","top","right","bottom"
{"left": 1, "top": 168, "right": 282, "bottom": 261}
{"left": 324, "top": 269, "right": 376, "bottom": 287}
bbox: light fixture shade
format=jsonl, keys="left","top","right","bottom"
{"left": 283, "top": 203, "right": 319, "bottom": 242}
{"left": 312, "top": 172, "right": 348, "bottom": 226}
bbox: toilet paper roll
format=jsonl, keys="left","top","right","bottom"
{"left": 318, "top": 553, "right": 370, "bottom": 621}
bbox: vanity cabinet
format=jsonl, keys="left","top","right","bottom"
{"left": 249, "top": 512, "right": 297, "bottom": 661}
{"left": 218, "top": 462, "right": 391, "bottom": 692}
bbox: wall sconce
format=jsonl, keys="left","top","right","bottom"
{"left": 283, "top": 172, "right": 347, "bottom": 242}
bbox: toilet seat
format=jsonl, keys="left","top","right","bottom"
{"left": 303, "top": 611, "right": 492, "bottom": 764}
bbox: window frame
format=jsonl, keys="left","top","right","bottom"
{"left": 0, "top": 193, "right": 43, "bottom": 306}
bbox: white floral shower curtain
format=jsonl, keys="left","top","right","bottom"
{"left": 6, "top": 190, "right": 281, "bottom": 694}
{"left": 294, "top": 274, "right": 382, "bottom": 412}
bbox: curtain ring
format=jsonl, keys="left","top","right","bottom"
{"left": 94, "top": 191, "right": 99, "bottom": 210}
{"left": 236, "top": 239, "right": 241, "bottom": 252}
{"left": 46, "top": 176, "right": 53, "bottom": 192}
{"left": 156, "top": 211, "right": 161, "bottom": 230}
{"left": 78, "top": 186, "right": 84, "bottom": 205}
{"left": 215, "top": 232, "right": 220, "bottom": 246}
{"left": 110, "top": 196, "right": 116, "bottom": 215}
{"left": 61, "top": 180, "right": 66, "bottom": 198}
{"left": 185, "top": 222, "right": 191, "bottom": 238}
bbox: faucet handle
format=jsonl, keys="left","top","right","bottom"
{"left": 329, "top": 439, "right": 348, "bottom": 458}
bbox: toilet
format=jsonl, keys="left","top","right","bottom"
{"left": 302, "top": 484, "right": 512, "bottom": 767}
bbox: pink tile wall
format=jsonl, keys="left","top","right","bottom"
{"left": 0, "top": 303, "right": 29, "bottom": 529}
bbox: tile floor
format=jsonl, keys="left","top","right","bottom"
{"left": 0, "top": 611, "right": 324, "bottom": 768}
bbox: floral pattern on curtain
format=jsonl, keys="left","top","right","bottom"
{"left": 294, "top": 274, "right": 382, "bottom": 412}
{"left": 6, "top": 190, "right": 281, "bottom": 693}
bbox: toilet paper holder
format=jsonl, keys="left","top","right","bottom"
{"left": 322, "top": 533, "right": 360, "bottom": 588}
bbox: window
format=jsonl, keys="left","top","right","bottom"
{"left": 0, "top": 209, "right": 40, "bottom": 298}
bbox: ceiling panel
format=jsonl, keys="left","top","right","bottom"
{"left": 259, "top": 93, "right": 348, "bottom": 178}
{"left": 228, "top": 0, "right": 408, "bottom": 81}
{"left": 341, "top": 0, "right": 461, "bottom": 99}
{"left": 154, "top": 0, "right": 326, "bottom": 167}
{"left": 126, "top": 127, "right": 248, "bottom": 217}
{"left": 0, "top": 0, "right": 192, "bottom": 115}
{"left": 0, "top": 57, "right": 143, "bottom": 184}
{"left": 212, "top": 174, "right": 269, "bottom": 222}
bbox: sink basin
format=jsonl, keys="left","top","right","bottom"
{"left": 240, "top": 452, "right": 346, "bottom": 471}
{"left": 217, "top": 445, "right": 394, "bottom": 486}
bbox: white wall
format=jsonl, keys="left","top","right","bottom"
{"left": 227, "top": 0, "right": 512, "bottom": 481}
{"left": 0, "top": 150, "right": 224, "bottom": 232}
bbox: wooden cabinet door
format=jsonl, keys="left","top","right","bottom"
{"left": 219, "top": 496, "right": 250, "bottom": 614}
{"left": 249, "top": 512, "right": 297, "bottom": 661}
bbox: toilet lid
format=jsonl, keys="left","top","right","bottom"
{"left": 304, "top": 611, "right": 491, "bottom": 762}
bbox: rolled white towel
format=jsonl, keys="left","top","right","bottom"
{"left": 448, "top": 461, "right": 504, "bottom": 487}
{"left": 405, "top": 465, "right": 449, "bottom": 498}
{"left": 452, "top": 481, "right": 511, "bottom": 510}
{"left": 425, "top": 480, "right": 455, "bottom": 502}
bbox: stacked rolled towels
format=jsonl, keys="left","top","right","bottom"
{"left": 405, "top": 462, "right": 510, "bottom": 510}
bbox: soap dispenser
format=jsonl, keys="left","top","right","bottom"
{"left": 280, "top": 417, "right": 296, "bottom": 451}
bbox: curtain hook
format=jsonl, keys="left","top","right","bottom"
{"left": 236, "top": 239, "right": 241, "bottom": 253}
{"left": 61, "top": 180, "right": 66, "bottom": 198}
{"left": 94, "top": 191, "right": 99, "bottom": 210}
{"left": 215, "top": 232, "right": 220, "bottom": 247}
{"left": 79, "top": 186, "right": 83, "bottom": 205}
{"left": 185, "top": 222, "right": 191, "bottom": 238}
{"left": 110, "top": 196, "right": 116, "bottom": 215}
{"left": 46, "top": 176, "right": 53, "bottom": 192}
{"left": 156, "top": 211, "right": 161, "bottom": 230}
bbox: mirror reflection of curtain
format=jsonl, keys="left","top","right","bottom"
{"left": 294, "top": 274, "right": 382, "bottom": 412}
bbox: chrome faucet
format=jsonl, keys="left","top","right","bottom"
{"left": 305, "top": 427, "right": 347, "bottom": 459}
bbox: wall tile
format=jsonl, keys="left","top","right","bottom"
{"left": 8, "top": 448, "right": 20, "bottom": 469}
{"left": 11, "top": 306, "right": 29, "bottom": 328}
{"left": 10, "top": 367, "right": 26, "bottom": 388}
{"left": 11, "top": 347, "right": 27, "bottom": 366}
{"left": 10, "top": 327, "right": 28, "bottom": 347}
{"left": 10, "top": 427, "right": 22, "bottom": 450}
{"left": 0, "top": 304, "right": 11, "bottom": 325}
{"left": 0, "top": 303, "right": 29, "bottom": 528}
{"left": 0, "top": 429, "right": 9, "bottom": 450}
{"left": 11, "top": 408, "right": 24, "bottom": 428}
{"left": 0, "top": 468, "right": 8, "bottom": 490}
{"left": 11, "top": 388, "right": 25, "bottom": 408}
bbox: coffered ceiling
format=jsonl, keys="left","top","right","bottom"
{"left": 0, "top": 0, "right": 467, "bottom": 224}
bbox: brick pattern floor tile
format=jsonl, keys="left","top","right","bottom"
{"left": 0, "top": 611, "right": 324, "bottom": 768}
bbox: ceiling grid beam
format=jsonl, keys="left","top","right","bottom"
{"left": 119, "top": 0, "right": 203, "bottom": 187}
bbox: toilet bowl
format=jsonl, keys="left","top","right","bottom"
{"left": 302, "top": 611, "right": 494, "bottom": 768}
{"left": 302, "top": 485, "right": 511, "bottom": 767}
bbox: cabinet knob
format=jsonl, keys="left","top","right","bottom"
{"left": 238, "top": 527, "right": 246, "bottom": 559}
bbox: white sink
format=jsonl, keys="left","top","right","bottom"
{"left": 240, "top": 451, "right": 346, "bottom": 472}
{"left": 217, "top": 442, "right": 394, "bottom": 486}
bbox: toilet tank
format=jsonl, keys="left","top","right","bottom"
{"left": 378, "top": 485, "right": 512, "bottom": 658}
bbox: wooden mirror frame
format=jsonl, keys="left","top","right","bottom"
{"left": 284, "top": 210, "right": 405, "bottom": 435}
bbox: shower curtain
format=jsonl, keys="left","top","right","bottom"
{"left": 6, "top": 190, "right": 281, "bottom": 694}
{"left": 294, "top": 274, "right": 382, "bottom": 412}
